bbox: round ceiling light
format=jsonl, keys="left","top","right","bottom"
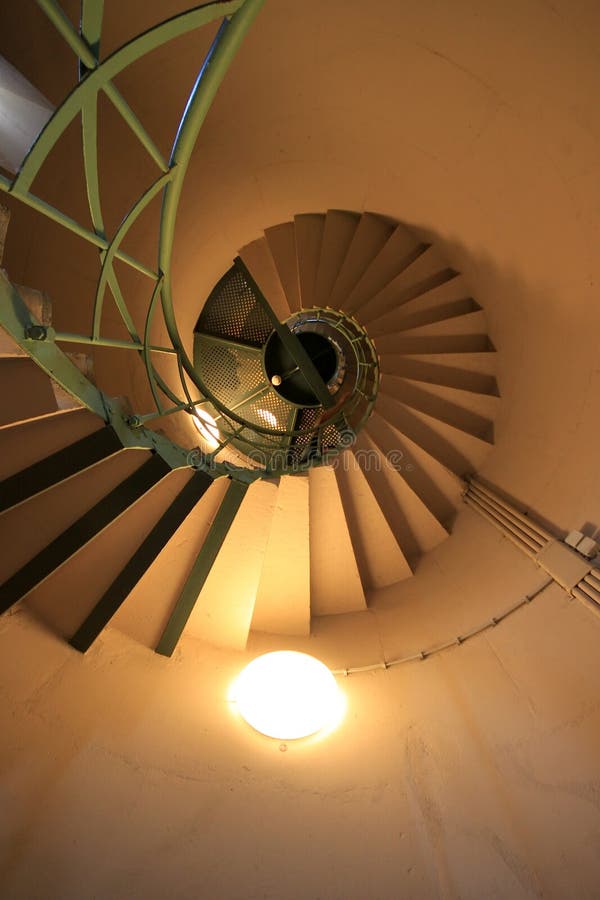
{"left": 231, "top": 651, "right": 344, "bottom": 740}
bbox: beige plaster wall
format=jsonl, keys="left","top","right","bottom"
{"left": 1, "top": 521, "right": 600, "bottom": 899}
{"left": 1, "top": 1, "right": 600, "bottom": 897}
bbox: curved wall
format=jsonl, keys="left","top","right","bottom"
{"left": 1, "top": 2, "right": 600, "bottom": 897}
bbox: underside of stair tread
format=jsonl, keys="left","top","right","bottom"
{"left": 314, "top": 210, "right": 360, "bottom": 308}
{"left": 0, "top": 406, "right": 103, "bottom": 481}
{"left": 185, "top": 479, "right": 278, "bottom": 649}
{"left": 251, "top": 475, "right": 311, "bottom": 636}
{"left": 373, "top": 332, "right": 493, "bottom": 356}
{"left": 356, "top": 245, "right": 456, "bottom": 325}
{"left": 379, "top": 376, "right": 495, "bottom": 443}
{"left": 379, "top": 354, "right": 499, "bottom": 396}
{"left": 335, "top": 449, "right": 412, "bottom": 589}
{"left": 0, "top": 425, "right": 123, "bottom": 514}
{"left": 367, "top": 273, "right": 471, "bottom": 336}
{"left": 264, "top": 221, "right": 301, "bottom": 313}
{"left": 295, "top": 213, "right": 325, "bottom": 310}
{"left": 379, "top": 299, "right": 483, "bottom": 336}
{"left": 308, "top": 465, "right": 366, "bottom": 616}
{"left": 238, "top": 236, "right": 291, "bottom": 321}
{"left": 110, "top": 476, "right": 230, "bottom": 648}
{"left": 22, "top": 466, "right": 193, "bottom": 641}
{"left": 328, "top": 212, "right": 394, "bottom": 310}
{"left": 394, "top": 308, "right": 488, "bottom": 339}
{"left": 354, "top": 430, "right": 450, "bottom": 557}
{"left": 365, "top": 411, "right": 463, "bottom": 525}
{"left": 398, "top": 350, "right": 498, "bottom": 376}
{"left": 70, "top": 469, "right": 215, "bottom": 653}
{"left": 0, "top": 448, "right": 151, "bottom": 588}
{"left": 0, "top": 451, "right": 166, "bottom": 617}
{"left": 343, "top": 222, "right": 425, "bottom": 314}
{"left": 396, "top": 377, "right": 501, "bottom": 419}
{"left": 373, "top": 392, "right": 480, "bottom": 478}
{"left": 383, "top": 392, "right": 494, "bottom": 472}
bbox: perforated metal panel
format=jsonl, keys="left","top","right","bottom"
{"left": 194, "top": 335, "right": 265, "bottom": 408}
{"left": 237, "top": 390, "right": 296, "bottom": 434}
{"left": 196, "top": 265, "right": 274, "bottom": 346}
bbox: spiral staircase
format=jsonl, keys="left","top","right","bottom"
{"left": 0, "top": 0, "right": 500, "bottom": 657}
{"left": 0, "top": 196, "right": 499, "bottom": 652}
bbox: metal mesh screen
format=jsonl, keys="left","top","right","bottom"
{"left": 197, "top": 265, "right": 274, "bottom": 346}
{"left": 238, "top": 390, "right": 296, "bottom": 432}
{"left": 195, "top": 337, "right": 265, "bottom": 408}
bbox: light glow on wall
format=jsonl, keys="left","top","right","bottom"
{"left": 256, "top": 407, "right": 278, "bottom": 428}
{"left": 231, "top": 651, "right": 344, "bottom": 740}
{"left": 193, "top": 407, "right": 220, "bottom": 448}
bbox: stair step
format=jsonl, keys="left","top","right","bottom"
{"left": 264, "top": 222, "right": 301, "bottom": 313}
{"left": 295, "top": 213, "right": 325, "bottom": 310}
{"left": 329, "top": 212, "right": 394, "bottom": 310}
{"left": 0, "top": 452, "right": 169, "bottom": 616}
{"left": 0, "top": 448, "right": 150, "bottom": 588}
{"left": 238, "top": 236, "right": 291, "bottom": 321}
{"left": 379, "top": 354, "right": 499, "bottom": 396}
{"left": 308, "top": 465, "right": 366, "bottom": 615}
{"left": 0, "top": 424, "right": 122, "bottom": 513}
{"left": 335, "top": 449, "right": 412, "bottom": 589}
{"left": 379, "top": 377, "right": 495, "bottom": 443}
{"left": 185, "top": 479, "right": 278, "bottom": 650}
{"left": 373, "top": 332, "right": 493, "bottom": 355}
{"left": 0, "top": 357, "right": 63, "bottom": 426}
{"left": 0, "top": 203, "right": 9, "bottom": 265}
{"left": 0, "top": 407, "right": 103, "bottom": 481}
{"left": 70, "top": 469, "right": 215, "bottom": 652}
{"left": 314, "top": 209, "right": 360, "bottom": 309}
{"left": 398, "top": 377, "right": 501, "bottom": 419}
{"left": 365, "top": 411, "right": 461, "bottom": 528}
{"left": 374, "top": 392, "right": 477, "bottom": 478}
{"left": 252, "top": 474, "right": 311, "bottom": 635}
{"left": 24, "top": 465, "right": 194, "bottom": 641}
{"left": 357, "top": 246, "right": 456, "bottom": 325}
{"left": 367, "top": 274, "right": 471, "bottom": 335}
{"left": 369, "top": 272, "right": 473, "bottom": 328}
{"left": 394, "top": 308, "right": 487, "bottom": 339}
{"left": 372, "top": 298, "right": 481, "bottom": 337}
{"left": 355, "top": 430, "right": 450, "bottom": 559}
{"left": 115, "top": 477, "right": 231, "bottom": 649}
{"left": 344, "top": 223, "right": 425, "bottom": 314}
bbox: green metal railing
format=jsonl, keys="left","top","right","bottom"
{"left": 0, "top": 0, "right": 378, "bottom": 479}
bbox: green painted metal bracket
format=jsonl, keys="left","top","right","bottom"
{"left": 69, "top": 468, "right": 214, "bottom": 653}
{"left": 158, "top": 0, "right": 267, "bottom": 402}
{"left": 155, "top": 478, "right": 248, "bottom": 656}
{"left": 234, "top": 257, "right": 335, "bottom": 408}
{"left": 80, "top": 0, "right": 104, "bottom": 71}
{"left": 0, "top": 271, "right": 108, "bottom": 419}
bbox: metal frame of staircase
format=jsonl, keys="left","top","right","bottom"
{"left": 0, "top": 1, "right": 503, "bottom": 659}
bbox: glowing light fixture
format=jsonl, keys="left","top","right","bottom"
{"left": 231, "top": 651, "right": 344, "bottom": 740}
{"left": 193, "top": 407, "right": 220, "bottom": 449}
{"left": 256, "top": 407, "right": 278, "bottom": 428}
